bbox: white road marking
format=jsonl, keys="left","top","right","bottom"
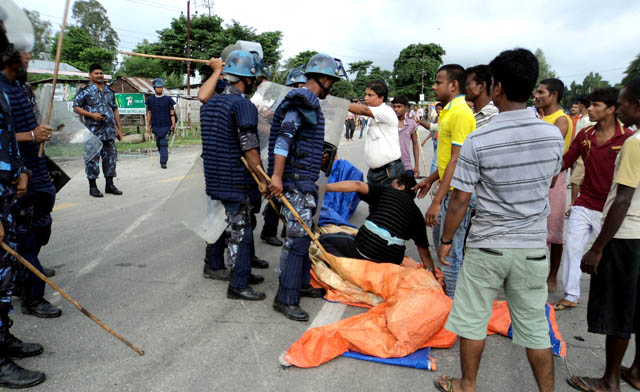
{"left": 307, "top": 301, "right": 347, "bottom": 330}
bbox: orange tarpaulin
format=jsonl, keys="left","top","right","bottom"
{"left": 283, "top": 228, "right": 565, "bottom": 368}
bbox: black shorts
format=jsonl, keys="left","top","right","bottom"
{"left": 587, "top": 238, "right": 640, "bottom": 339}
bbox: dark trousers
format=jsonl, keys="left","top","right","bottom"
{"left": 261, "top": 200, "right": 281, "bottom": 237}
{"left": 345, "top": 120, "right": 355, "bottom": 139}
{"left": 154, "top": 132, "right": 169, "bottom": 164}
{"left": 0, "top": 187, "right": 18, "bottom": 343}
{"left": 86, "top": 138, "right": 117, "bottom": 179}
{"left": 319, "top": 233, "right": 362, "bottom": 259}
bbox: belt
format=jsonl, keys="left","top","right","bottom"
{"left": 370, "top": 159, "right": 401, "bottom": 172}
{"left": 363, "top": 220, "right": 406, "bottom": 247}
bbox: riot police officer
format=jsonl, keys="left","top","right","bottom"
{"left": 199, "top": 51, "right": 269, "bottom": 300}
{"left": 0, "top": 1, "right": 48, "bottom": 387}
{"left": 73, "top": 63, "right": 123, "bottom": 197}
{"left": 268, "top": 54, "right": 342, "bottom": 321}
{"left": 146, "top": 78, "right": 175, "bottom": 169}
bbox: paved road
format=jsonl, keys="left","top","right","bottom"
{"left": 10, "top": 131, "right": 635, "bottom": 391}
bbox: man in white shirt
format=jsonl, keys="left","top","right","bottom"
{"left": 349, "top": 80, "right": 403, "bottom": 186}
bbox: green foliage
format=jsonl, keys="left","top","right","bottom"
{"left": 24, "top": 9, "right": 52, "bottom": 60}
{"left": 52, "top": 27, "right": 116, "bottom": 73}
{"left": 117, "top": 40, "right": 165, "bottom": 78}
{"left": 71, "top": 0, "right": 119, "bottom": 52}
{"left": 392, "top": 43, "right": 445, "bottom": 101}
{"left": 534, "top": 48, "right": 557, "bottom": 85}
{"left": 561, "top": 72, "right": 612, "bottom": 109}
{"left": 346, "top": 60, "right": 394, "bottom": 99}
{"left": 330, "top": 80, "right": 356, "bottom": 99}
{"left": 149, "top": 15, "right": 282, "bottom": 81}
{"left": 622, "top": 53, "right": 640, "bottom": 86}
{"left": 284, "top": 50, "right": 318, "bottom": 70}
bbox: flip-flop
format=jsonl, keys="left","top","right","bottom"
{"left": 567, "top": 376, "right": 597, "bottom": 392}
{"left": 622, "top": 366, "right": 640, "bottom": 390}
{"left": 554, "top": 300, "right": 578, "bottom": 310}
{"left": 433, "top": 376, "right": 455, "bottom": 392}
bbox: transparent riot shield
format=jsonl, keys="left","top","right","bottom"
{"left": 314, "top": 95, "right": 351, "bottom": 224}
{"left": 164, "top": 157, "right": 228, "bottom": 243}
{"left": 250, "top": 81, "right": 291, "bottom": 163}
{"left": 37, "top": 85, "right": 102, "bottom": 164}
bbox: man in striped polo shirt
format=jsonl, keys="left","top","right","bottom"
{"left": 434, "top": 48, "right": 564, "bottom": 392}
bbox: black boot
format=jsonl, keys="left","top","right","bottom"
{"left": 227, "top": 286, "right": 266, "bottom": 301}
{"left": 202, "top": 264, "right": 230, "bottom": 281}
{"left": 0, "top": 356, "right": 46, "bottom": 388}
{"left": 272, "top": 299, "right": 309, "bottom": 321}
{"left": 42, "top": 267, "right": 55, "bottom": 278}
{"left": 260, "top": 232, "right": 283, "bottom": 247}
{"left": 21, "top": 298, "right": 62, "bottom": 318}
{"left": 251, "top": 256, "right": 270, "bottom": 269}
{"left": 300, "top": 284, "right": 326, "bottom": 298}
{"left": 105, "top": 177, "right": 122, "bottom": 195}
{"left": 1, "top": 334, "right": 43, "bottom": 359}
{"left": 88, "top": 179, "right": 103, "bottom": 198}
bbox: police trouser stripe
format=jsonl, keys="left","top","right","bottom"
{"left": 276, "top": 236, "right": 310, "bottom": 305}
{"left": 208, "top": 232, "right": 228, "bottom": 270}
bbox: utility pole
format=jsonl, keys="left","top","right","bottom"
{"left": 420, "top": 53, "right": 425, "bottom": 101}
{"left": 186, "top": 0, "right": 191, "bottom": 130}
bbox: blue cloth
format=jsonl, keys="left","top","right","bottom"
{"left": 220, "top": 200, "right": 253, "bottom": 289}
{"left": 156, "top": 133, "right": 169, "bottom": 164}
{"left": 86, "top": 138, "right": 117, "bottom": 179}
{"left": 200, "top": 87, "right": 259, "bottom": 202}
{"left": 319, "top": 159, "right": 363, "bottom": 227}
{"left": 73, "top": 82, "right": 117, "bottom": 140}
{"left": 342, "top": 347, "right": 433, "bottom": 370}
{"left": 268, "top": 88, "right": 324, "bottom": 194}
{"left": 145, "top": 95, "right": 175, "bottom": 136}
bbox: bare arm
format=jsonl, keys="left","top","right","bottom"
{"left": 433, "top": 145, "right": 461, "bottom": 203}
{"left": 146, "top": 110, "right": 152, "bottom": 133}
{"left": 197, "top": 58, "right": 224, "bottom": 104}
{"left": 16, "top": 124, "right": 52, "bottom": 143}
{"left": 349, "top": 103, "right": 373, "bottom": 117}
{"left": 415, "top": 119, "right": 431, "bottom": 130}
{"left": 74, "top": 106, "right": 102, "bottom": 120}
{"left": 326, "top": 180, "right": 369, "bottom": 194}
{"left": 411, "top": 131, "right": 420, "bottom": 175}
{"left": 170, "top": 109, "right": 176, "bottom": 130}
{"left": 417, "top": 245, "right": 435, "bottom": 271}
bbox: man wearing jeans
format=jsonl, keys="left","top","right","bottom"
{"left": 415, "top": 64, "right": 476, "bottom": 298}
{"left": 435, "top": 48, "right": 563, "bottom": 392}
{"left": 554, "top": 87, "right": 634, "bottom": 311}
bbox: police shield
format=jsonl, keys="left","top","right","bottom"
{"left": 164, "top": 157, "right": 227, "bottom": 243}
{"left": 37, "top": 85, "right": 103, "bottom": 165}
{"left": 250, "top": 81, "right": 292, "bottom": 163}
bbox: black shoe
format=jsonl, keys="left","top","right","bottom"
{"left": 273, "top": 300, "right": 309, "bottom": 322}
{"left": 105, "top": 177, "right": 123, "bottom": 195}
{"left": 2, "top": 334, "right": 43, "bottom": 359}
{"left": 280, "top": 227, "right": 287, "bottom": 239}
{"left": 251, "top": 256, "right": 270, "bottom": 269}
{"left": 260, "top": 233, "right": 283, "bottom": 247}
{"left": 202, "top": 264, "right": 230, "bottom": 281}
{"left": 42, "top": 267, "right": 55, "bottom": 278}
{"left": 227, "top": 286, "right": 266, "bottom": 301}
{"left": 300, "top": 285, "right": 326, "bottom": 298}
{"left": 88, "top": 179, "right": 103, "bottom": 198}
{"left": 0, "top": 357, "right": 45, "bottom": 389}
{"left": 249, "top": 273, "right": 264, "bottom": 285}
{"left": 161, "top": 163, "right": 167, "bottom": 169}
{"left": 21, "top": 298, "right": 62, "bottom": 318}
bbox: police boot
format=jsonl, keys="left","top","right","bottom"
{"left": 300, "top": 284, "right": 326, "bottom": 298}
{"left": 0, "top": 356, "right": 46, "bottom": 389}
{"left": 1, "top": 334, "right": 43, "bottom": 359}
{"left": 202, "top": 264, "right": 230, "bottom": 281}
{"left": 251, "top": 256, "right": 270, "bottom": 269}
{"left": 272, "top": 298, "right": 309, "bottom": 322}
{"left": 88, "top": 179, "right": 103, "bottom": 198}
{"left": 105, "top": 177, "right": 123, "bottom": 195}
{"left": 21, "top": 298, "right": 62, "bottom": 318}
{"left": 260, "top": 232, "right": 283, "bottom": 247}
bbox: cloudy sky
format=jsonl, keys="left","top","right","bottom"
{"left": 27, "top": 0, "right": 639, "bottom": 86}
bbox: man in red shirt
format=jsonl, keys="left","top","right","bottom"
{"left": 555, "top": 87, "right": 635, "bottom": 310}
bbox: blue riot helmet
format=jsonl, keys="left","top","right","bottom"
{"left": 223, "top": 50, "right": 257, "bottom": 78}
{"left": 285, "top": 66, "right": 307, "bottom": 87}
{"left": 152, "top": 78, "right": 164, "bottom": 88}
{"left": 304, "top": 53, "right": 346, "bottom": 98}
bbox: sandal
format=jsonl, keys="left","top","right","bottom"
{"left": 567, "top": 376, "right": 597, "bottom": 391}
{"left": 433, "top": 376, "right": 455, "bottom": 392}
{"left": 554, "top": 300, "right": 578, "bottom": 310}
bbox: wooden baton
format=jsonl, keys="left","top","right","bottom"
{"left": 239, "top": 157, "right": 286, "bottom": 226}
{"left": 120, "top": 51, "right": 211, "bottom": 64}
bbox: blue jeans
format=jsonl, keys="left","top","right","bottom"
{"left": 430, "top": 138, "right": 438, "bottom": 175}
{"left": 434, "top": 192, "right": 476, "bottom": 298}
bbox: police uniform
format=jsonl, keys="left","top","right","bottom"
{"left": 73, "top": 82, "right": 119, "bottom": 180}
{"left": 145, "top": 88, "right": 174, "bottom": 167}
{"left": 268, "top": 87, "right": 325, "bottom": 311}
{"left": 200, "top": 63, "right": 265, "bottom": 300}
{"left": 0, "top": 74, "right": 60, "bottom": 318}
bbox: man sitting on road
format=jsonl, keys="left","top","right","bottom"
{"left": 319, "top": 174, "right": 435, "bottom": 271}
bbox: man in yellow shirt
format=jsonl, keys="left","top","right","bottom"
{"left": 415, "top": 64, "right": 476, "bottom": 298}
{"left": 534, "top": 78, "right": 572, "bottom": 295}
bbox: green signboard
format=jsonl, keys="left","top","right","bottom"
{"left": 115, "top": 93, "right": 146, "bottom": 115}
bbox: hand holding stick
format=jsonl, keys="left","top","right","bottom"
{"left": 239, "top": 157, "right": 286, "bottom": 226}
{"left": 0, "top": 242, "right": 144, "bottom": 356}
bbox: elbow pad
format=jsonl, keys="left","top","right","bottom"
{"left": 238, "top": 125, "right": 259, "bottom": 151}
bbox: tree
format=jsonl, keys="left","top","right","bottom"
{"left": 534, "top": 48, "right": 556, "bottom": 85}
{"left": 392, "top": 43, "right": 445, "bottom": 101}
{"left": 117, "top": 40, "right": 166, "bottom": 78}
{"left": 330, "top": 80, "right": 356, "bottom": 100}
{"left": 71, "top": 0, "right": 119, "bottom": 53}
{"left": 561, "top": 72, "right": 612, "bottom": 109}
{"left": 283, "top": 50, "right": 318, "bottom": 70}
{"left": 24, "top": 9, "right": 52, "bottom": 60}
{"left": 52, "top": 26, "right": 116, "bottom": 73}
{"left": 348, "top": 60, "right": 373, "bottom": 96}
{"left": 622, "top": 53, "right": 640, "bottom": 85}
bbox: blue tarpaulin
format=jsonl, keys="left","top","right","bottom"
{"left": 319, "top": 159, "right": 363, "bottom": 227}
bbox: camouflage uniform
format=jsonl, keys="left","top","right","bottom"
{"left": 72, "top": 82, "right": 118, "bottom": 179}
